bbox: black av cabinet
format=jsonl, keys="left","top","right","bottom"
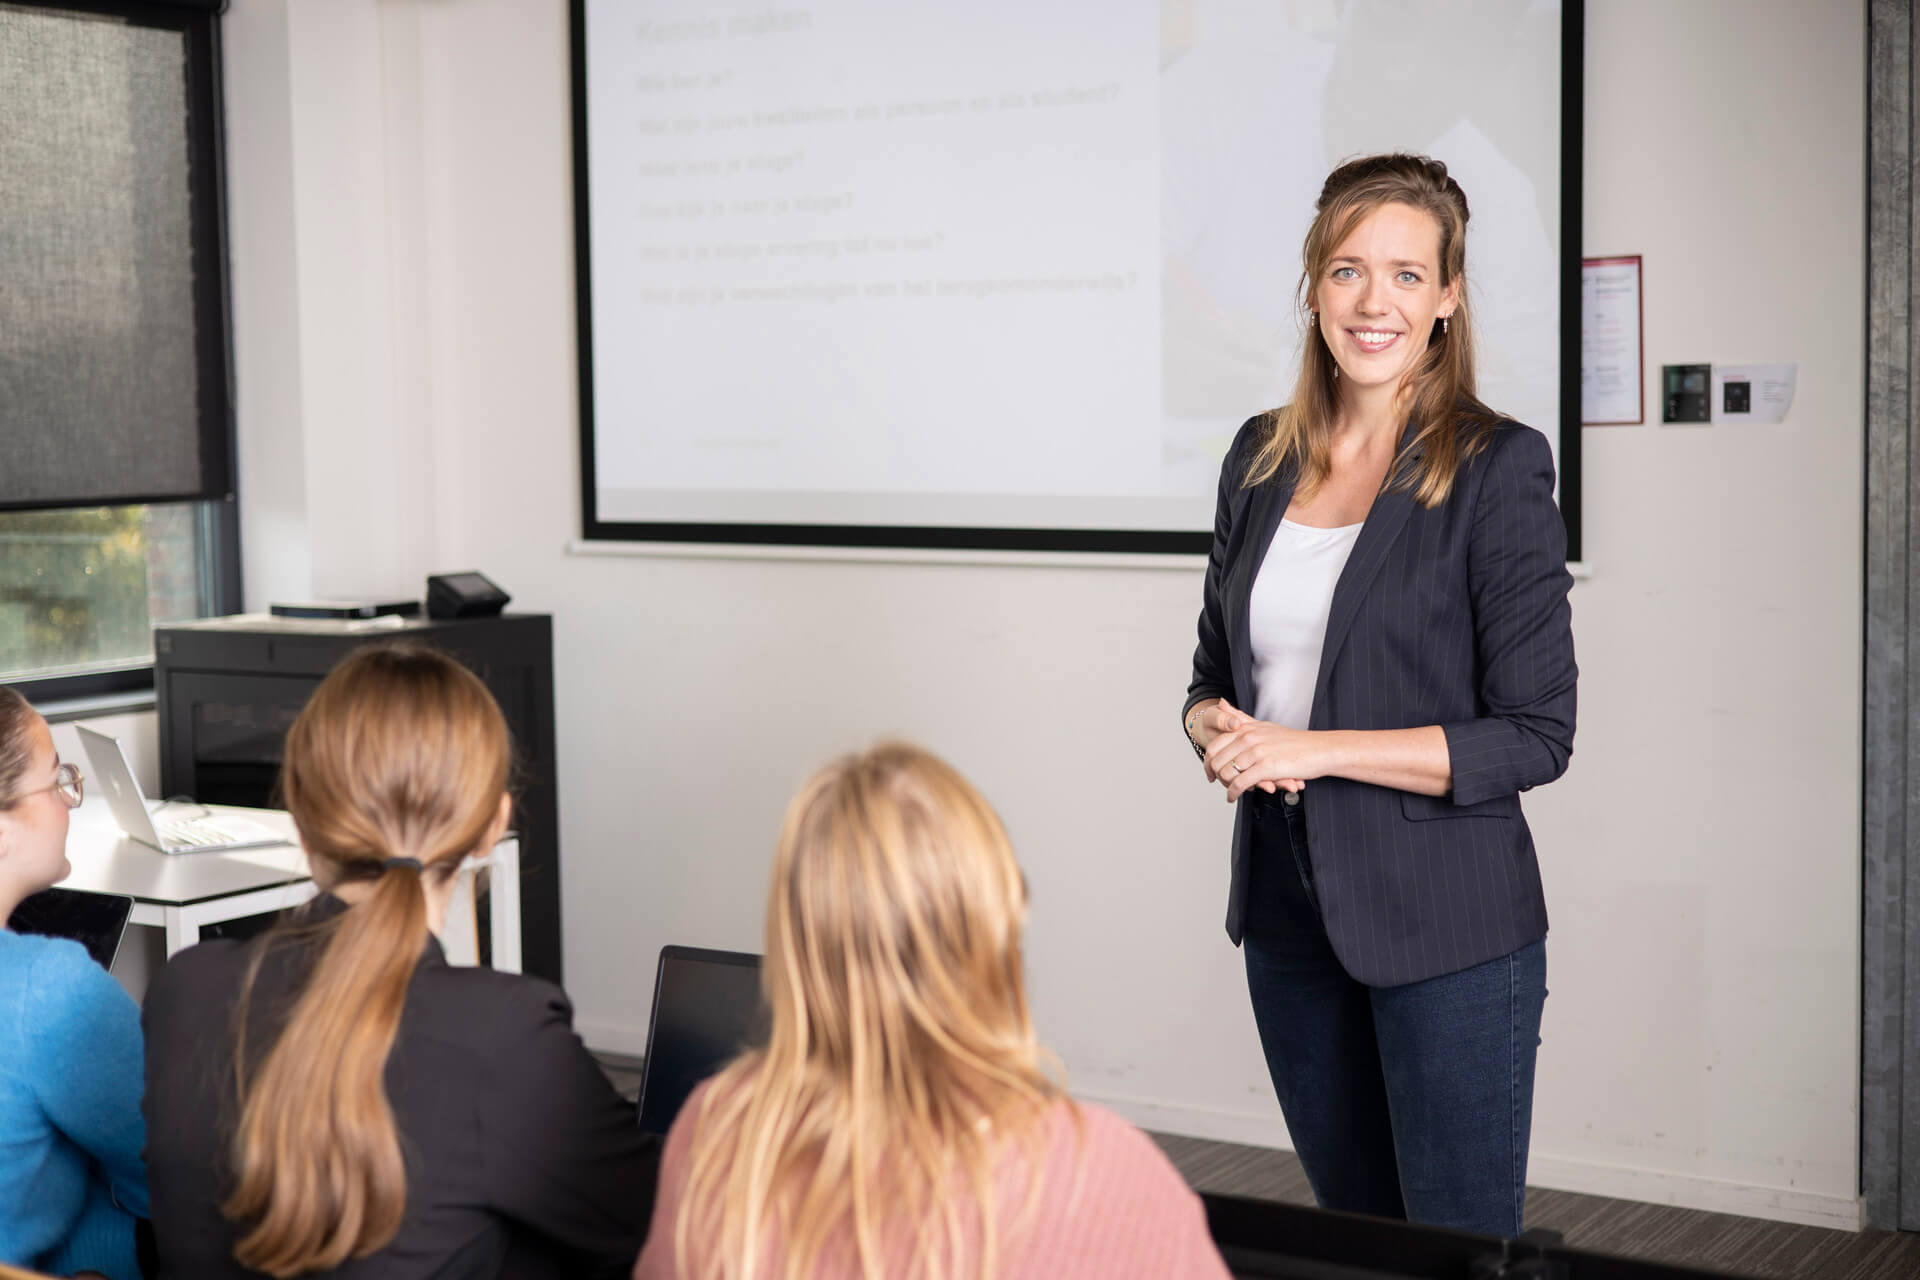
{"left": 154, "top": 613, "right": 563, "bottom": 982}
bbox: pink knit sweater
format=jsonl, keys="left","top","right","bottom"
{"left": 631, "top": 1087, "right": 1230, "bottom": 1279}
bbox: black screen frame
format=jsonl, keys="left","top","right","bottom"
{"left": 570, "top": 0, "right": 1584, "bottom": 561}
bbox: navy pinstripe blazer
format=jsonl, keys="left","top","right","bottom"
{"left": 1185, "top": 412, "right": 1576, "bottom": 987}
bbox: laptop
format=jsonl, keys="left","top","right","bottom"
{"left": 10, "top": 887, "right": 134, "bottom": 970}
{"left": 77, "top": 725, "right": 289, "bottom": 855}
{"left": 635, "top": 946, "right": 767, "bottom": 1138}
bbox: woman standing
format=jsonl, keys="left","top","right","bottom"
{"left": 143, "top": 645, "right": 651, "bottom": 1278}
{"left": 1182, "top": 154, "right": 1576, "bottom": 1237}
{"left": 0, "top": 688, "right": 148, "bottom": 1280}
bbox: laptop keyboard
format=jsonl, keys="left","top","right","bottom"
{"left": 158, "top": 817, "right": 245, "bottom": 849}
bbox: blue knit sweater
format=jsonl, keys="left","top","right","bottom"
{"left": 0, "top": 928, "right": 148, "bottom": 1279}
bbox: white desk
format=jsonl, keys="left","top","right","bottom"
{"left": 58, "top": 798, "right": 521, "bottom": 972}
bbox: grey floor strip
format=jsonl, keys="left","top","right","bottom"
{"left": 1148, "top": 1132, "right": 1920, "bottom": 1280}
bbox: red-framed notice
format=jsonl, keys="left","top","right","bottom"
{"left": 1581, "top": 255, "right": 1644, "bottom": 425}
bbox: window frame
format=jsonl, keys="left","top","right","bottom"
{"left": 5, "top": 0, "right": 243, "bottom": 705}
{"left": 10, "top": 501, "right": 240, "bottom": 706}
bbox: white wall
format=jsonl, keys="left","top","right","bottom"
{"left": 220, "top": 0, "right": 1866, "bottom": 1228}
{"left": 1523, "top": 0, "right": 1864, "bottom": 1224}
{"left": 46, "top": 714, "right": 157, "bottom": 798}
{"left": 223, "top": 0, "right": 453, "bottom": 604}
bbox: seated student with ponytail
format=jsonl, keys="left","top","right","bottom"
{"left": 0, "top": 687, "right": 148, "bottom": 1280}
{"left": 633, "top": 742, "right": 1229, "bottom": 1280}
{"left": 142, "top": 645, "right": 651, "bottom": 1279}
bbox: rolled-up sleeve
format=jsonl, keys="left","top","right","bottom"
{"left": 1440, "top": 426, "right": 1578, "bottom": 806}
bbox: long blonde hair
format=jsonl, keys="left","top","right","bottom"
{"left": 674, "top": 743, "right": 1068, "bottom": 1280}
{"left": 1246, "top": 152, "right": 1500, "bottom": 505}
{"left": 222, "top": 644, "right": 511, "bottom": 1277}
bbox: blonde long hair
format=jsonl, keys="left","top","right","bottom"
{"left": 222, "top": 645, "right": 511, "bottom": 1277}
{"left": 1246, "top": 152, "right": 1501, "bottom": 505}
{"left": 674, "top": 743, "right": 1069, "bottom": 1280}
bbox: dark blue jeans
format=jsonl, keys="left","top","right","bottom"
{"left": 1240, "top": 787, "right": 1546, "bottom": 1238}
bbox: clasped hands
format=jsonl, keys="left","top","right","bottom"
{"left": 1195, "top": 701, "right": 1313, "bottom": 803}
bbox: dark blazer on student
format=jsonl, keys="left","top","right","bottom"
{"left": 1185, "top": 412, "right": 1577, "bottom": 988}
{"left": 142, "top": 896, "right": 654, "bottom": 1280}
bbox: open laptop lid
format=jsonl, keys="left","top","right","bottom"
{"left": 636, "top": 945, "right": 765, "bottom": 1138}
{"left": 10, "top": 887, "right": 135, "bottom": 970}
{"left": 74, "top": 725, "right": 163, "bottom": 848}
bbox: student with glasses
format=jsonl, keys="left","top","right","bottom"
{"left": 0, "top": 687, "right": 149, "bottom": 1280}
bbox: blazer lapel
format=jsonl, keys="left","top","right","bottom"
{"left": 1309, "top": 429, "right": 1423, "bottom": 726}
{"left": 1229, "top": 469, "right": 1294, "bottom": 711}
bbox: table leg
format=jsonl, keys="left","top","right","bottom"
{"left": 163, "top": 906, "right": 194, "bottom": 958}
{"left": 490, "top": 839, "right": 522, "bottom": 975}
{"left": 440, "top": 868, "right": 480, "bottom": 967}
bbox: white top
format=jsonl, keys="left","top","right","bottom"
{"left": 1249, "top": 517, "right": 1364, "bottom": 729}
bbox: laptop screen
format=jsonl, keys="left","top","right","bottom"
{"left": 10, "top": 888, "right": 135, "bottom": 970}
{"left": 637, "top": 946, "right": 766, "bottom": 1137}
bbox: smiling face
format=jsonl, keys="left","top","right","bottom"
{"left": 1313, "top": 200, "right": 1459, "bottom": 395}
{"left": 0, "top": 716, "right": 74, "bottom": 907}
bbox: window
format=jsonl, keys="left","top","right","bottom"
{"left": 0, "top": 503, "right": 221, "bottom": 692}
{"left": 1, "top": 0, "right": 239, "bottom": 700}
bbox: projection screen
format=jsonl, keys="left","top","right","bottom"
{"left": 572, "top": 1, "right": 1582, "bottom": 557}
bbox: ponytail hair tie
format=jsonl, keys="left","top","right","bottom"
{"left": 382, "top": 856, "right": 424, "bottom": 873}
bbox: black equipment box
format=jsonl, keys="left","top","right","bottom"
{"left": 154, "top": 613, "right": 563, "bottom": 983}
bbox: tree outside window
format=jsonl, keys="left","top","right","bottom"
{"left": 0, "top": 503, "right": 204, "bottom": 682}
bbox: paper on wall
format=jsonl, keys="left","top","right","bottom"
{"left": 1581, "top": 258, "right": 1643, "bottom": 423}
{"left": 1712, "top": 363, "right": 1796, "bottom": 424}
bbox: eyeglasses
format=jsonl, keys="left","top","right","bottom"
{"left": 16, "top": 762, "right": 84, "bottom": 810}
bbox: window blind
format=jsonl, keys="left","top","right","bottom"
{"left": 0, "top": 0, "right": 231, "bottom": 512}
